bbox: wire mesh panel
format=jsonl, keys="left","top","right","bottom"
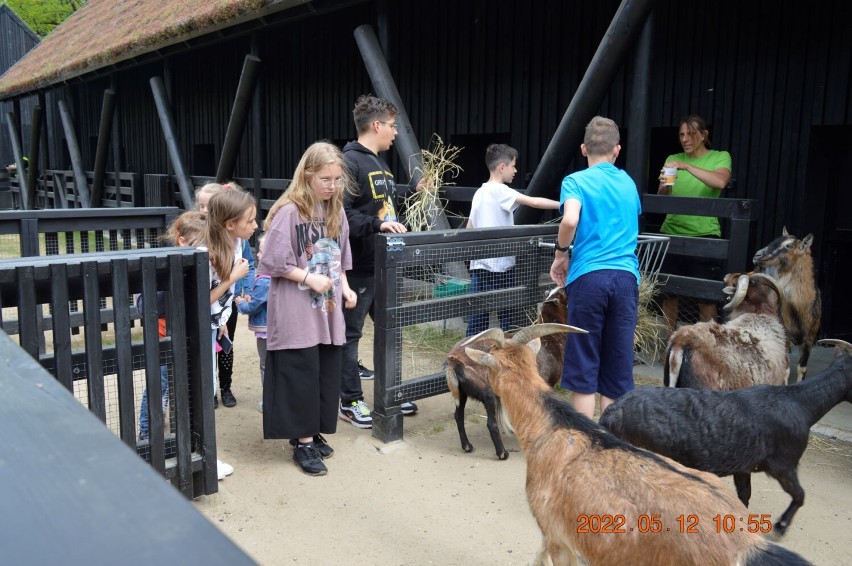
{"left": 372, "top": 225, "right": 558, "bottom": 441}
{"left": 371, "top": 227, "right": 672, "bottom": 441}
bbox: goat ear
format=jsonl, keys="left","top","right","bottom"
{"left": 527, "top": 337, "right": 542, "bottom": 355}
{"left": 464, "top": 347, "right": 497, "bottom": 368}
{"left": 801, "top": 234, "right": 814, "bottom": 249}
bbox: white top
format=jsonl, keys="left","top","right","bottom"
{"left": 468, "top": 181, "right": 521, "bottom": 272}
{"left": 200, "top": 239, "right": 243, "bottom": 329}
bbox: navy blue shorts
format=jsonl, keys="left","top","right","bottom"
{"left": 560, "top": 270, "right": 638, "bottom": 399}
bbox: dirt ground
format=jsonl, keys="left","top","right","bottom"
{"left": 195, "top": 317, "right": 852, "bottom": 566}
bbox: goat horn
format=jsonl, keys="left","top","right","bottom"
{"left": 723, "top": 274, "right": 750, "bottom": 311}
{"left": 460, "top": 327, "right": 505, "bottom": 348}
{"left": 817, "top": 339, "right": 852, "bottom": 354}
{"left": 509, "top": 323, "right": 588, "bottom": 346}
{"left": 748, "top": 272, "right": 782, "bottom": 297}
{"left": 464, "top": 347, "right": 497, "bottom": 368}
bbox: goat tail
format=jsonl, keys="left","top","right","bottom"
{"left": 664, "top": 345, "right": 682, "bottom": 387}
{"left": 495, "top": 397, "right": 515, "bottom": 436}
{"left": 745, "top": 542, "right": 812, "bottom": 566}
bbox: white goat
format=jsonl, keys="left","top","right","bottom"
{"left": 463, "top": 324, "right": 811, "bottom": 566}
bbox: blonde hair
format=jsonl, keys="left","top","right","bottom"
{"left": 203, "top": 183, "right": 256, "bottom": 281}
{"left": 195, "top": 182, "right": 224, "bottom": 208}
{"left": 164, "top": 210, "right": 206, "bottom": 247}
{"left": 264, "top": 142, "right": 352, "bottom": 239}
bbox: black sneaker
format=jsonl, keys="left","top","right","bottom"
{"left": 293, "top": 443, "right": 328, "bottom": 476}
{"left": 214, "top": 395, "right": 219, "bottom": 409}
{"left": 401, "top": 401, "right": 418, "bottom": 415}
{"left": 289, "top": 434, "right": 334, "bottom": 459}
{"left": 221, "top": 388, "right": 237, "bottom": 408}
{"left": 358, "top": 361, "right": 375, "bottom": 380}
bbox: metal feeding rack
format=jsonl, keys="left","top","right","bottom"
{"left": 538, "top": 233, "right": 670, "bottom": 285}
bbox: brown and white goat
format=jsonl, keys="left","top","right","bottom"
{"left": 445, "top": 321, "right": 584, "bottom": 459}
{"left": 664, "top": 272, "right": 789, "bottom": 390}
{"left": 753, "top": 227, "right": 822, "bottom": 380}
{"left": 463, "top": 324, "right": 811, "bottom": 566}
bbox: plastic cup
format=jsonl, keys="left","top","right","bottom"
{"left": 663, "top": 166, "right": 677, "bottom": 186}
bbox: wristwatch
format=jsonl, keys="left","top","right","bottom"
{"left": 555, "top": 242, "right": 570, "bottom": 253}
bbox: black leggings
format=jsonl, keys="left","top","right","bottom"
{"left": 217, "top": 307, "right": 239, "bottom": 391}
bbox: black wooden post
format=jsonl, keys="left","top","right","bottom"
{"left": 216, "top": 54, "right": 261, "bottom": 183}
{"left": 5, "top": 111, "right": 28, "bottom": 209}
{"left": 57, "top": 99, "right": 93, "bottom": 208}
{"left": 37, "top": 91, "right": 51, "bottom": 185}
{"left": 515, "top": 0, "right": 656, "bottom": 225}
{"left": 149, "top": 76, "right": 195, "bottom": 208}
{"left": 371, "top": 233, "right": 403, "bottom": 442}
{"left": 110, "top": 77, "right": 124, "bottom": 206}
{"left": 251, "top": 35, "right": 266, "bottom": 215}
{"left": 26, "top": 106, "right": 42, "bottom": 210}
{"left": 91, "top": 89, "right": 116, "bottom": 207}
{"left": 625, "top": 12, "right": 654, "bottom": 204}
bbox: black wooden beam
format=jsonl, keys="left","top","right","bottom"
{"left": 516, "top": 0, "right": 656, "bottom": 225}
{"left": 57, "top": 99, "right": 92, "bottom": 208}
{"left": 216, "top": 54, "right": 261, "bottom": 183}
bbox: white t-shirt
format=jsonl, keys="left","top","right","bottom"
{"left": 200, "top": 239, "right": 243, "bottom": 329}
{"left": 468, "top": 181, "right": 521, "bottom": 272}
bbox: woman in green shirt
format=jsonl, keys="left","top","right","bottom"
{"left": 657, "top": 115, "right": 732, "bottom": 335}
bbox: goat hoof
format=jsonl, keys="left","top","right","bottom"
{"left": 766, "top": 524, "right": 786, "bottom": 541}
{"left": 497, "top": 451, "right": 509, "bottom": 460}
{"left": 463, "top": 444, "right": 475, "bottom": 453}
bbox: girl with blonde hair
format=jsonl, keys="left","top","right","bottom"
{"left": 258, "top": 141, "right": 356, "bottom": 476}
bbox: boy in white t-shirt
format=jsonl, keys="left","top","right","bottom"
{"left": 465, "top": 144, "right": 560, "bottom": 336}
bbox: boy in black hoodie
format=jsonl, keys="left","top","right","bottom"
{"left": 339, "top": 95, "right": 420, "bottom": 428}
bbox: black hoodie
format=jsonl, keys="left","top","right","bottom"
{"left": 342, "top": 140, "right": 404, "bottom": 276}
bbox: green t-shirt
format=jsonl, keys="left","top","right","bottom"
{"left": 660, "top": 149, "right": 732, "bottom": 237}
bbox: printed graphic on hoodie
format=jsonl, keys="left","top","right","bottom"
{"left": 298, "top": 236, "right": 341, "bottom": 312}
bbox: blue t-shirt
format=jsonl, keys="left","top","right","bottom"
{"left": 560, "top": 162, "right": 641, "bottom": 285}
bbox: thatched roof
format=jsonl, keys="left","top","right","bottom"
{"left": 0, "top": 0, "right": 311, "bottom": 100}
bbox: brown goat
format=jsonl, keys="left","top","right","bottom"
{"left": 445, "top": 321, "right": 583, "bottom": 460}
{"left": 533, "top": 286, "right": 569, "bottom": 387}
{"left": 752, "top": 227, "right": 822, "bottom": 380}
{"left": 464, "top": 324, "right": 811, "bottom": 566}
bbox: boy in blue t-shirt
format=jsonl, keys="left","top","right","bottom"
{"left": 549, "top": 116, "right": 641, "bottom": 420}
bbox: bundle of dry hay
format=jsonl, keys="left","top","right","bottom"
{"left": 403, "top": 135, "right": 462, "bottom": 231}
{"left": 634, "top": 277, "right": 668, "bottom": 365}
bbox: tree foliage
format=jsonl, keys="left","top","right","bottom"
{"left": 3, "top": 0, "right": 83, "bottom": 38}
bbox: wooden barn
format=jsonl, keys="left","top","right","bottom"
{"left": 0, "top": 4, "right": 40, "bottom": 166}
{"left": 0, "top": 0, "right": 850, "bottom": 337}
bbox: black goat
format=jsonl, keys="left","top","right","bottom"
{"left": 600, "top": 339, "right": 852, "bottom": 537}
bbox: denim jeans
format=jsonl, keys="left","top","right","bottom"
{"left": 138, "top": 364, "right": 169, "bottom": 438}
{"left": 341, "top": 274, "right": 374, "bottom": 404}
{"left": 466, "top": 268, "right": 522, "bottom": 336}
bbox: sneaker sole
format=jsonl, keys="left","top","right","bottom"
{"left": 401, "top": 409, "right": 417, "bottom": 416}
{"left": 338, "top": 412, "right": 372, "bottom": 429}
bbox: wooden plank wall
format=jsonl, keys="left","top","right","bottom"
{"left": 18, "top": 0, "right": 852, "bottom": 253}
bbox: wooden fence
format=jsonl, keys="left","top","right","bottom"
{"left": 0, "top": 247, "right": 218, "bottom": 498}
